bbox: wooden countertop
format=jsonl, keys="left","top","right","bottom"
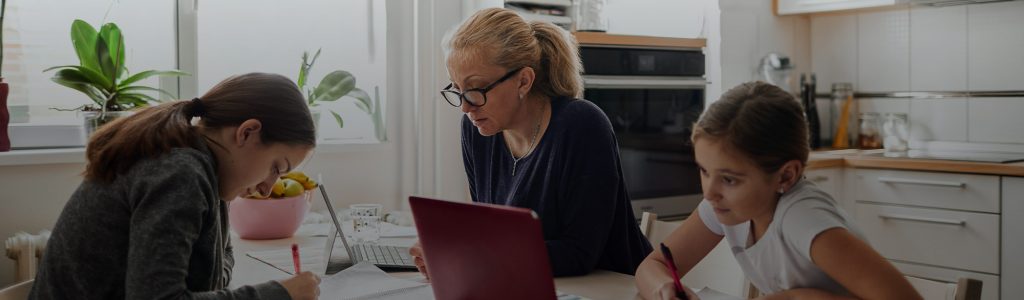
{"left": 807, "top": 150, "right": 1024, "bottom": 177}
{"left": 573, "top": 32, "right": 706, "bottom": 49}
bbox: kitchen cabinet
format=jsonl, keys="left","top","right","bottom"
{"left": 776, "top": 0, "right": 897, "bottom": 15}
{"left": 857, "top": 9, "right": 910, "bottom": 92}
{"left": 910, "top": 5, "right": 967, "bottom": 92}
{"left": 805, "top": 168, "right": 843, "bottom": 209}
{"left": 967, "top": 1, "right": 1024, "bottom": 91}
{"left": 846, "top": 168, "right": 1002, "bottom": 300}
{"left": 1003, "top": 177, "right": 1024, "bottom": 300}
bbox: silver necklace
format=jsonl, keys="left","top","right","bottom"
{"left": 509, "top": 110, "right": 544, "bottom": 177}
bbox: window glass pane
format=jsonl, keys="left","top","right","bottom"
{"left": 197, "top": 0, "right": 388, "bottom": 143}
{"left": 1, "top": 0, "right": 177, "bottom": 119}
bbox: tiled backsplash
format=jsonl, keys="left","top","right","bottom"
{"left": 810, "top": 1, "right": 1024, "bottom": 147}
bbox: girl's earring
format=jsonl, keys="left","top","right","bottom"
{"left": 778, "top": 187, "right": 785, "bottom": 194}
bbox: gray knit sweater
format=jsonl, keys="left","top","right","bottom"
{"left": 29, "top": 140, "right": 290, "bottom": 299}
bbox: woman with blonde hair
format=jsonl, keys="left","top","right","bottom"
{"left": 409, "top": 8, "right": 652, "bottom": 277}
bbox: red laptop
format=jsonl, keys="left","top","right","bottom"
{"left": 408, "top": 196, "right": 557, "bottom": 300}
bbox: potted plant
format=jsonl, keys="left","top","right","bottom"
{"left": 45, "top": 19, "right": 187, "bottom": 135}
{"left": 297, "top": 49, "right": 385, "bottom": 141}
{"left": 1, "top": 0, "right": 11, "bottom": 151}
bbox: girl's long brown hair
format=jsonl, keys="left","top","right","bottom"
{"left": 85, "top": 73, "right": 316, "bottom": 183}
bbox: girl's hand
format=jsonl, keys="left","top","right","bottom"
{"left": 651, "top": 281, "right": 700, "bottom": 300}
{"left": 409, "top": 240, "right": 430, "bottom": 281}
{"left": 278, "top": 271, "right": 320, "bottom": 300}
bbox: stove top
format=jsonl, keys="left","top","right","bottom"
{"left": 864, "top": 150, "right": 1024, "bottom": 164}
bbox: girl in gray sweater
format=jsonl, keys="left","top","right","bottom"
{"left": 31, "top": 73, "right": 320, "bottom": 300}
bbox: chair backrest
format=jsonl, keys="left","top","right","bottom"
{"left": 0, "top": 279, "right": 33, "bottom": 300}
{"left": 906, "top": 276, "right": 982, "bottom": 300}
{"left": 639, "top": 212, "right": 683, "bottom": 246}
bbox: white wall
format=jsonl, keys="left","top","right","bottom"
{"left": 809, "top": 2, "right": 1024, "bottom": 150}
{"left": 718, "top": 0, "right": 811, "bottom": 98}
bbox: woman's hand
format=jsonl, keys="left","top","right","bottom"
{"left": 409, "top": 240, "right": 429, "bottom": 281}
{"left": 649, "top": 281, "right": 700, "bottom": 300}
{"left": 278, "top": 271, "right": 320, "bottom": 300}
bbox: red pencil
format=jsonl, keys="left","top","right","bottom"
{"left": 660, "top": 243, "right": 689, "bottom": 300}
{"left": 291, "top": 243, "right": 302, "bottom": 274}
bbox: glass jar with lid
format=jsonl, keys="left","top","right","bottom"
{"left": 830, "top": 83, "right": 855, "bottom": 149}
{"left": 882, "top": 113, "right": 909, "bottom": 152}
{"left": 857, "top": 112, "right": 882, "bottom": 149}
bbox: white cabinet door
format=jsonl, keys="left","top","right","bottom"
{"left": 805, "top": 168, "right": 843, "bottom": 207}
{"left": 968, "top": 1, "right": 1024, "bottom": 91}
{"left": 858, "top": 9, "right": 910, "bottom": 92}
{"left": 856, "top": 203, "right": 1001, "bottom": 274}
{"left": 1003, "top": 177, "right": 1024, "bottom": 300}
{"left": 777, "top": 0, "right": 896, "bottom": 15}
{"left": 910, "top": 5, "right": 967, "bottom": 92}
{"left": 892, "top": 261, "right": 1000, "bottom": 300}
{"left": 847, "top": 169, "right": 1000, "bottom": 213}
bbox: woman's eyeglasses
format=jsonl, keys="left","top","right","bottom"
{"left": 440, "top": 67, "right": 524, "bottom": 107}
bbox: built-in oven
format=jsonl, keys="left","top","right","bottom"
{"left": 580, "top": 45, "right": 706, "bottom": 220}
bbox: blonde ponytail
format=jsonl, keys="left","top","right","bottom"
{"left": 447, "top": 8, "right": 583, "bottom": 99}
{"left": 529, "top": 21, "right": 583, "bottom": 98}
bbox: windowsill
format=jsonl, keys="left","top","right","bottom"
{"left": 0, "top": 140, "right": 388, "bottom": 167}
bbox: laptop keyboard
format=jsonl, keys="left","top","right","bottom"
{"left": 352, "top": 244, "right": 414, "bottom": 266}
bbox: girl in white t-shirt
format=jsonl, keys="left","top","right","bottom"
{"left": 634, "top": 82, "right": 921, "bottom": 300}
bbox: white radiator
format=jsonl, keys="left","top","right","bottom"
{"left": 4, "top": 230, "right": 50, "bottom": 282}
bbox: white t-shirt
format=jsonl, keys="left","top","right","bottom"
{"left": 697, "top": 179, "right": 865, "bottom": 296}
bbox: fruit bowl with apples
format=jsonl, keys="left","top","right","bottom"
{"left": 229, "top": 171, "right": 319, "bottom": 240}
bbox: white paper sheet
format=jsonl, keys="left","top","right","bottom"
{"left": 319, "top": 262, "right": 433, "bottom": 300}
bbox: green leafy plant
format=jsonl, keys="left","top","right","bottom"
{"left": 297, "top": 49, "right": 385, "bottom": 141}
{"left": 45, "top": 19, "right": 187, "bottom": 113}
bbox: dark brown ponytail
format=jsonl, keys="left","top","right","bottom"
{"left": 691, "top": 81, "right": 810, "bottom": 173}
{"left": 84, "top": 72, "right": 315, "bottom": 183}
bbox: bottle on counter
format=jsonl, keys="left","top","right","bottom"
{"left": 804, "top": 73, "right": 821, "bottom": 149}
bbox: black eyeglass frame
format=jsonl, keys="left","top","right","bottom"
{"left": 440, "top": 67, "right": 525, "bottom": 107}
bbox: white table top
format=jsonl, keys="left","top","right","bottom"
{"left": 229, "top": 230, "right": 640, "bottom": 300}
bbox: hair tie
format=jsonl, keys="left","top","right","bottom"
{"left": 190, "top": 97, "right": 206, "bottom": 118}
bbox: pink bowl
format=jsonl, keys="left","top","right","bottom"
{"left": 229, "top": 191, "right": 311, "bottom": 240}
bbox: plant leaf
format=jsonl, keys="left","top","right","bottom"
{"left": 348, "top": 87, "right": 373, "bottom": 114}
{"left": 98, "top": 23, "right": 125, "bottom": 80}
{"left": 119, "top": 70, "right": 189, "bottom": 87}
{"left": 329, "top": 110, "right": 344, "bottom": 128}
{"left": 45, "top": 65, "right": 113, "bottom": 94}
{"left": 312, "top": 70, "right": 355, "bottom": 103}
{"left": 118, "top": 92, "right": 157, "bottom": 106}
{"left": 70, "top": 20, "right": 100, "bottom": 73}
{"left": 95, "top": 35, "right": 117, "bottom": 87}
{"left": 372, "top": 86, "right": 386, "bottom": 141}
{"left": 50, "top": 69, "right": 108, "bottom": 106}
{"left": 117, "top": 86, "right": 176, "bottom": 100}
{"left": 353, "top": 99, "right": 370, "bottom": 114}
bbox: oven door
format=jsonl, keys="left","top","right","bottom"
{"left": 584, "top": 76, "right": 706, "bottom": 220}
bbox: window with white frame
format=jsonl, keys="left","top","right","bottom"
{"left": 1, "top": 0, "right": 387, "bottom": 145}
{"left": 197, "top": 0, "right": 388, "bottom": 143}
{"left": 1, "top": 0, "right": 176, "bottom": 120}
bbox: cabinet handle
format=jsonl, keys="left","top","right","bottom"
{"left": 877, "top": 177, "right": 966, "bottom": 188}
{"left": 878, "top": 214, "right": 966, "bottom": 226}
{"left": 809, "top": 176, "right": 829, "bottom": 183}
